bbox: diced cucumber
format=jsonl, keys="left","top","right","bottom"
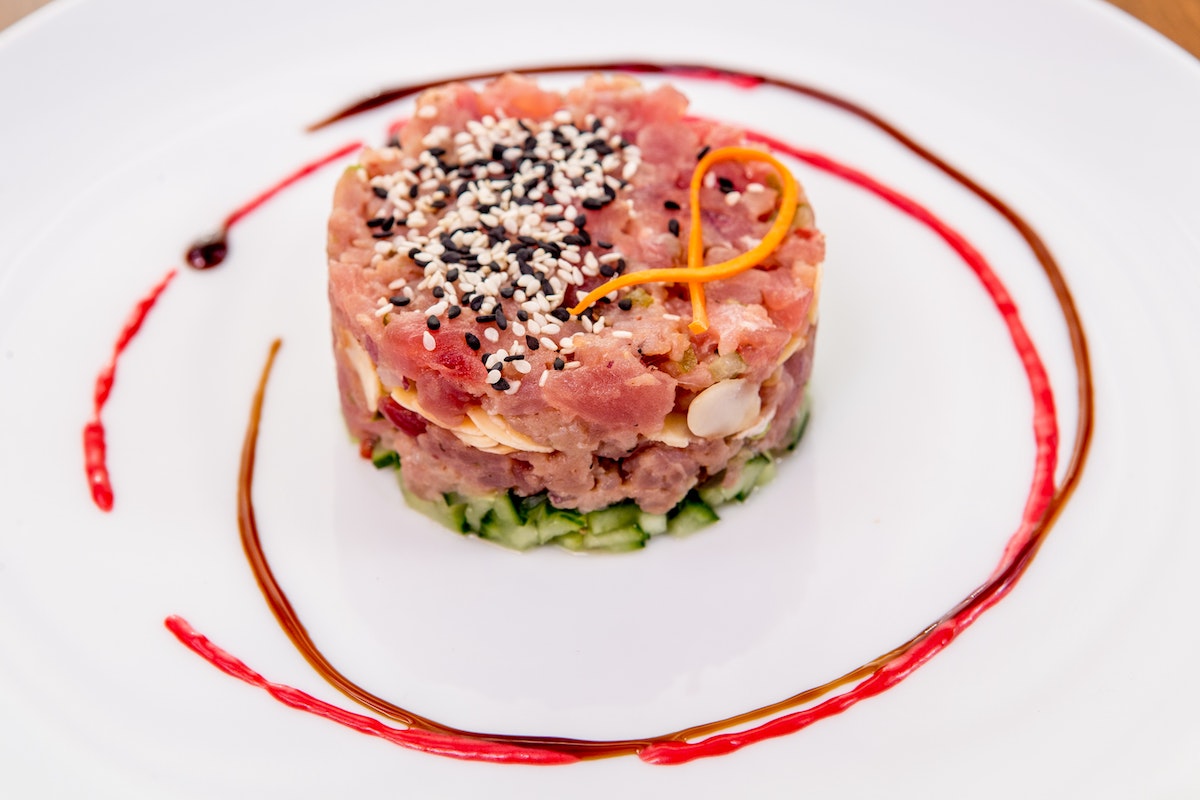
{"left": 489, "top": 491, "right": 524, "bottom": 527}
{"left": 479, "top": 518, "right": 542, "bottom": 550}
{"left": 698, "top": 453, "right": 774, "bottom": 506}
{"left": 586, "top": 502, "right": 641, "bottom": 534}
{"left": 371, "top": 449, "right": 401, "bottom": 470}
{"left": 399, "top": 478, "right": 466, "bottom": 532}
{"left": 531, "top": 505, "right": 587, "bottom": 544}
{"left": 668, "top": 498, "right": 719, "bottom": 536}
{"left": 555, "top": 526, "right": 647, "bottom": 552}
{"left": 637, "top": 511, "right": 669, "bottom": 536}
{"left": 583, "top": 526, "right": 648, "bottom": 551}
{"left": 785, "top": 405, "right": 811, "bottom": 452}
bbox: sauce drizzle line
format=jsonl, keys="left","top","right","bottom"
{"left": 175, "top": 62, "right": 1093, "bottom": 764}
{"left": 83, "top": 268, "right": 176, "bottom": 511}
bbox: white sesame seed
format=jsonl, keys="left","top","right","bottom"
{"left": 725, "top": 191, "right": 742, "bottom": 206}
{"left": 539, "top": 370, "right": 549, "bottom": 387}
{"left": 662, "top": 313, "right": 681, "bottom": 321}
{"left": 514, "top": 360, "right": 532, "bottom": 375}
{"left": 512, "top": 322, "right": 525, "bottom": 337}
{"left": 539, "top": 336, "right": 557, "bottom": 351}
{"left": 540, "top": 322, "right": 561, "bottom": 335}
{"left": 746, "top": 182, "right": 765, "bottom": 193}
{"left": 484, "top": 327, "right": 500, "bottom": 343}
{"left": 374, "top": 303, "right": 394, "bottom": 318}
{"left": 417, "top": 104, "right": 437, "bottom": 119}
{"left": 487, "top": 369, "right": 502, "bottom": 384}
{"left": 425, "top": 301, "right": 448, "bottom": 316}
{"left": 611, "top": 330, "right": 633, "bottom": 339}
{"left": 423, "top": 331, "right": 436, "bottom": 350}
{"left": 565, "top": 360, "right": 582, "bottom": 370}
{"left": 504, "top": 379, "right": 521, "bottom": 395}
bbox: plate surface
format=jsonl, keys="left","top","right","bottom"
{"left": 1, "top": 0, "right": 1199, "bottom": 797}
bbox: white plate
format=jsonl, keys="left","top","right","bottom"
{"left": 2, "top": 0, "right": 1199, "bottom": 796}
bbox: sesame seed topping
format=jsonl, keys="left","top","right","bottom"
{"left": 668, "top": 219, "right": 680, "bottom": 237}
{"left": 553, "top": 357, "right": 565, "bottom": 370}
{"left": 611, "top": 330, "right": 633, "bottom": 339}
{"left": 368, "top": 105, "right": 646, "bottom": 391}
{"left": 423, "top": 331, "right": 436, "bottom": 350}
{"left": 663, "top": 200, "right": 681, "bottom": 211}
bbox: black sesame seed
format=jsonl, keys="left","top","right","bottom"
{"left": 600, "top": 264, "right": 615, "bottom": 278}
{"left": 697, "top": 145, "right": 711, "bottom": 160}
{"left": 448, "top": 305, "right": 462, "bottom": 319}
{"left": 563, "top": 234, "right": 587, "bottom": 247}
{"left": 618, "top": 297, "right": 633, "bottom": 311}
{"left": 432, "top": 286, "right": 445, "bottom": 298}
{"left": 551, "top": 308, "right": 570, "bottom": 322}
{"left": 446, "top": 268, "right": 459, "bottom": 281}
{"left": 465, "top": 332, "right": 481, "bottom": 350}
{"left": 500, "top": 285, "right": 515, "bottom": 298}
{"left": 426, "top": 316, "right": 440, "bottom": 330}
{"left": 526, "top": 335, "right": 539, "bottom": 350}
{"left": 372, "top": 186, "right": 389, "bottom": 199}
{"left": 493, "top": 377, "right": 511, "bottom": 391}
{"left": 470, "top": 295, "right": 486, "bottom": 311}
{"left": 553, "top": 357, "right": 565, "bottom": 370}
{"left": 581, "top": 197, "right": 604, "bottom": 210}
{"left": 427, "top": 147, "right": 446, "bottom": 157}
{"left": 408, "top": 247, "right": 421, "bottom": 259}
{"left": 615, "top": 258, "right": 627, "bottom": 273}
{"left": 574, "top": 213, "right": 587, "bottom": 228}
{"left": 597, "top": 240, "right": 614, "bottom": 249}
{"left": 430, "top": 200, "right": 447, "bottom": 209}
{"left": 545, "top": 215, "right": 565, "bottom": 223}
{"left": 496, "top": 314, "right": 508, "bottom": 331}
{"left": 504, "top": 354, "right": 525, "bottom": 362}
{"left": 408, "top": 185, "right": 419, "bottom": 199}
{"left": 664, "top": 200, "right": 681, "bottom": 211}
{"left": 668, "top": 219, "right": 681, "bottom": 237}
{"left": 388, "top": 296, "right": 411, "bottom": 307}
{"left": 517, "top": 235, "right": 538, "bottom": 246}
{"left": 475, "top": 314, "right": 495, "bottom": 323}
{"left": 517, "top": 309, "right": 529, "bottom": 322}
{"left": 718, "top": 177, "right": 735, "bottom": 193}
{"left": 367, "top": 217, "right": 387, "bottom": 228}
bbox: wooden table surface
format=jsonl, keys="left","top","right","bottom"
{"left": 2, "top": 0, "right": 1200, "bottom": 59}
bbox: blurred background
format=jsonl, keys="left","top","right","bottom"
{"left": 1, "top": 0, "right": 1198, "bottom": 59}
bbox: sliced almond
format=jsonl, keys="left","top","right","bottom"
{"left": 687, "top": 379, "right": 762, "bottom": 439}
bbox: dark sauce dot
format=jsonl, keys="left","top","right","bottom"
{"left": 185, "top": 235, "right": 229, "bottom": 270}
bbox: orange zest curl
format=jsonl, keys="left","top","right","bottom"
{"left": 568, "top": 146, "right": 799, "bottom": 334}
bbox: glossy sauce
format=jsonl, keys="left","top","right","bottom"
{"left": 83, "top": 269, "right": 176, "bottom": 511}
{"left": 110, "top": 62, "right": 1092, "bottom": 762}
